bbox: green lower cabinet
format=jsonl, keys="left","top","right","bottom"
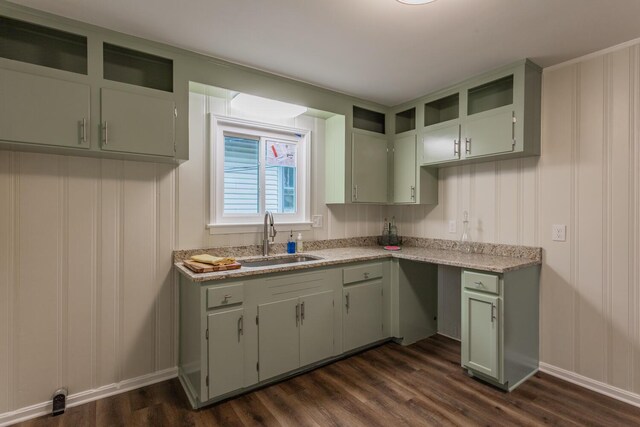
{"left": 207, "top": 308, "right": 245, "bottom": 400}
{"left": 258, "top": 290, "right": 335, "bottom": 382}
{"left": 343, "top": 280, "right": 383, "bottom": 352}
{"left": 460, "top": 267, "right": 540, "bottom": 391}
{"left": 461, "top": 290, "right": 502, "bottom": 381}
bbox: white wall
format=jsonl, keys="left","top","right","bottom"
{"left": 393, "top": 42, "right": 640, "bottom": 396}
{"left": 0, "top": 153, "right": 176, "bottom": 413}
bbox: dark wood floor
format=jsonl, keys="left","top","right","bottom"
{"left": 17, "top": 334, "right": 640, "bottom": 426}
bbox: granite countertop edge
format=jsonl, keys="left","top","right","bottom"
{"left": 175, "top": 246, "right": 542, "bottom": 283}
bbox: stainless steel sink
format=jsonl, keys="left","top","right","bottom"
{"left": 239, "top": 255, "right": 323, "bottom": 268}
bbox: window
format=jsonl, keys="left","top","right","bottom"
{"left": 210, "top": 115, "right": 310, "bottom": 232}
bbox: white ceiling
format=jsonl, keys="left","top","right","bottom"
{"left": 9, "top": 0, "right": 640, "bottom": 105}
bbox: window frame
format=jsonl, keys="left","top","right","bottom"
{"left": 208, "top": 114, "right": 311, "bottom": 234}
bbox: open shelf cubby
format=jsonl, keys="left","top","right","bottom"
{"left": 103, "top": 43, "right": 173, "bottom": 92}
{"left": 353, "top": 106, "right": 385, "bottom": 134}
{"left": 424, "top": 93, "right": 459, "bottom": 127}
{"left": 395, "top": 107, "right": 416, "bottom": 134}
{"left": 0, "top": 16, "right": 88, "bottom": 74}
{"left": 467, "top": 75, "right": 513, "bottom": 115}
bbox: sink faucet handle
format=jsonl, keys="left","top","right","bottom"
{"left": 270, "top": 226, "right": 277, "bottom": 240}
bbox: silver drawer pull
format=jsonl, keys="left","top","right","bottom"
{"left": 474, "top": 281, "right": 484, "bottom": 287}
{"left": 102, "top": 121, "right": 109, "bottom": 145}
{"left": 364, "top": 272, "right": 370, "bottom": 279}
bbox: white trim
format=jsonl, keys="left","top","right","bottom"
{"left": 209, "top": 114, "right": 311, "bottom": 226}
{"left": 0, "top": 367, "right": 178, "bottom": 427}
{"left": 207, "top": 221, "right": 313, "bottom": 235}
{"left": 544, "top": 37, "right": 640, "bottom": 73}
{"left": 539, "top": 362, "right": 640, "bottom": 409}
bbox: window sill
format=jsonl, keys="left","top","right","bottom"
{"left": 207, "top": 221, "right": 313, "bottom": 235}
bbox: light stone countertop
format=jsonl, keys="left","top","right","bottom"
{"left": 175, "top": 245, "right": 541, "bottom": 283}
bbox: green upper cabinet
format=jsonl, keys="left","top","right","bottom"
{"left": 393, "top": 134, "right": 417, "bottom": 203}
{"left": 0, "top": 68, "right": 90, "bottom": 149}
{"left": 351, "top": 130, "right": 388, "bottom": 203}
{"left": 100, "top": 88, "right": 175, "bottom": 156}
{"left": 415, "top": 60, "right": 540, "bottom": 167}
{"left": 0, "top": 7, "right": 187, "bottom": 162}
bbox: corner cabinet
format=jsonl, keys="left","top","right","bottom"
{"left": 460, "top": 267, "right": 540, "bottom": 391}
{"left": 0, "top": 9, "right": 187, "bottom": 161}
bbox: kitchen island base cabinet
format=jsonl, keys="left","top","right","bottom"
{"left": 461, "top": 266, "right": 539, "bottom": 391}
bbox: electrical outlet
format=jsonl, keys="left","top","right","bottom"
{"left": 312, "top": 215, "right": 323, "bottom": 228}
{"left": 552, "top": 224, "right": 566, "bottom": 242}
{"left": 448, "top": 220, "right": 457, "bottom": 234}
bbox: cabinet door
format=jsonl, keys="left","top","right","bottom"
{"left": 100, "top": 88, "right": 175, "bottom": 156}
{"left": 463, "top": 108, "right": 514, "bottom": 158}
{"left": 422, "top": 122, "right": 460, "bottom": 165}
{"left": 461, "top": 290, "right": 501, "bottom": 380}
{"left": 258, "top": 297, "right": 300, "bottom": 381}
{"left": 343, "top": 280, "right": 383, "bottom": 352}
{"left": 393, "top": 135, "right": 417, "bottom": 203}
{"left": 0, "top": 69, "right": 90, "bottom": 149}
{"left": 207, "top": 308, "right": 244, "bottom": 399}
{"left": 352, "top": 132, "right": 388, "bottom": 203}
{"left": 299, "top": 291, "right": 334, "bottom": 366}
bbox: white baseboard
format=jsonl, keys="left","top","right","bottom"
{"left": 0, "top": 367, "right": 178, "bottom": 427}
{"left": 540, "top": 362, "right": 640, "bottom": 409}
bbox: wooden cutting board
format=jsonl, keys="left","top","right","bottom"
{"left": 183, "top": 260, "right": 242, "bottom": 273}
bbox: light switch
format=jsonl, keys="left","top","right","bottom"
{"left": 552, "top": 224, "right": 566, "bottom": 242}
{"left": 312, "top": 215, "right": 323, "bottom": 228}
{"left": 448, "top": 220, "right": 457, "bottom": 234}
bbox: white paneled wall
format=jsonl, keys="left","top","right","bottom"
{"left": 177, "top": 91, "right": 384, "bottom": 249}
{"left": 0, "top": 152, "right": 176, "bottom": 413}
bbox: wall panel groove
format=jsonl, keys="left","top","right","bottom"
{"left": 571, "top": 63, "right": 581, "bottom": 373}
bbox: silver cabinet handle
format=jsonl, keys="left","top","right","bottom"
{"left": 511, "top": 111, "right": 517, "bottom": 149}
{"left": 410, "top": 185, "right": 416, "bottom": 201}
{"left": 474, "top": 281, "right": 484, "bottom": 287}
{"left": 345, "top": 292, "right": 350, "bottom": 312}
{"left": 453, "top": 139, "right": 459, "bottom": 157}
{"left": 465, "top": 137, "right": 471, "bottom": 154}
{"left": 301, "top": 301, "right": 305, "bottom": 322}
{"left": 80, "top": 118, "right": 87, "bottom": 143}
{"left": 238, "top": 315, "right": 244, "bottom": 336}
{"left": 296, "top": 303, "right": 300, "bottom": 326}
{"left": 491, "top": 304, "right": 496, "bottom": 323}
{"left": 353, "top": 184, "right": 358, "bottom": 201}
{"left": 363, "top": 272, "right": 370, "bottom": 279}
{"left": 102, "top": 121, "right": 109, "bottom": 145}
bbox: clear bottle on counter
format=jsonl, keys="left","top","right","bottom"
{"left": 389, "top": 216, "right": 399, "bottom": 246}
{"left": 381, "top": 217, "right": 390, "bottom": 246}
{"left": 460, "top": 211, "right": 472, "bottom": 253}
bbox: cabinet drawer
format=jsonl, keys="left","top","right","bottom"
{"left": 343, "top": 263, "right": 383, "bottom": 284}
{"left": 462, "top": 271, "right": 500, "bottom": 294}
{"left": 207, "top": 284, "right": 244, "bottom": 309}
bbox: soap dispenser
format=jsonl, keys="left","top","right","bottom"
{"left": 296, "top": 233, "right": 304, "bottom": 253}
{"left": 287, "top": 230, "right": 296, "bottom": 254}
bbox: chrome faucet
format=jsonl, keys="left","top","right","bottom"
{"left": 263, "top": 211, "right": 277, "bottom": 256}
